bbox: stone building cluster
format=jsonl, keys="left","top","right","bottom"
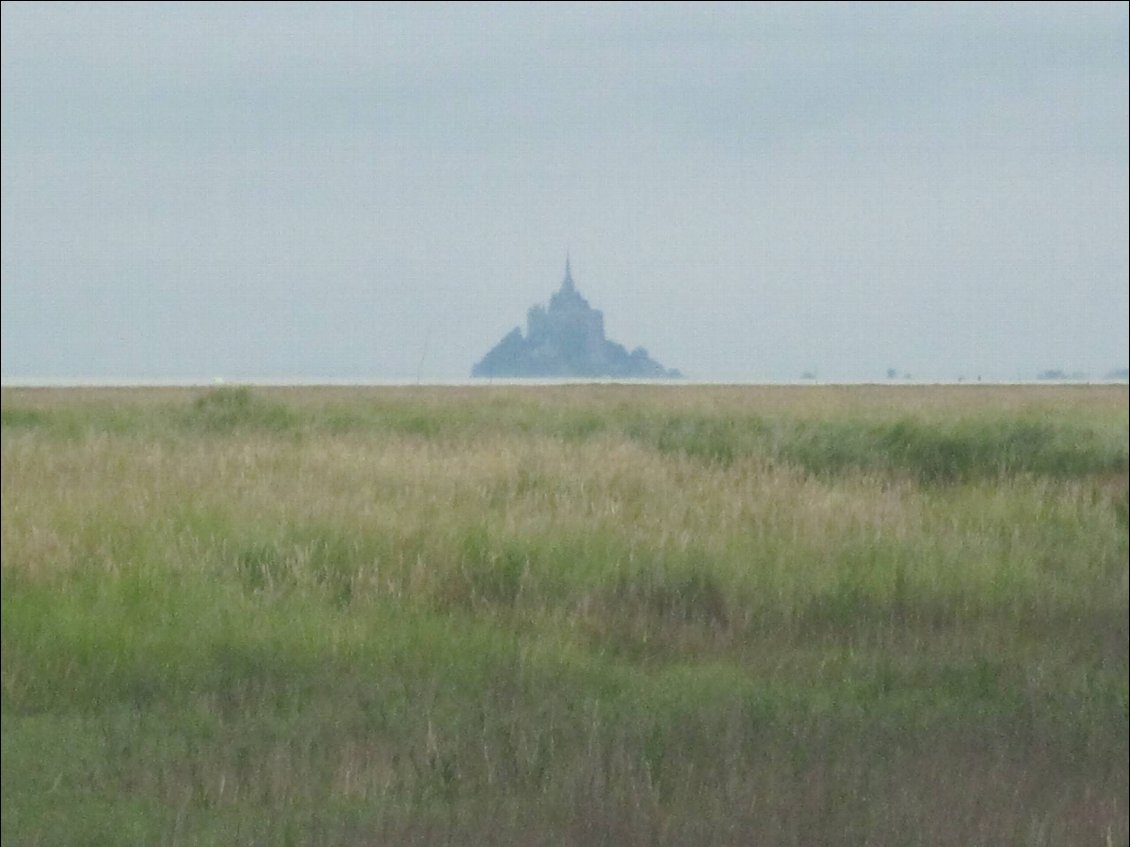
{"left": 472, "top": 260, "right": 681, "bottom": 379}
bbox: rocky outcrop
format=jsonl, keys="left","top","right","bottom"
{"left": 472, "top": 261, "right": 682, "bottom": 379}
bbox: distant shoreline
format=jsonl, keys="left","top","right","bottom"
{"left": 3, "top": 377, "right": 1128, "bottom": 389}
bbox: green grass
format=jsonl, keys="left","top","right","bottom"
{"left": 2, "top": 384, "right": 1127, "bottom": 845}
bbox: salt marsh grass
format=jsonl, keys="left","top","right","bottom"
{"left": 2, "top": 385, "right": 1127, "bottom": 845}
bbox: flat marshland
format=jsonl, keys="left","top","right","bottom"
{"left": 2, "top": 384, "right": 1127, "bottom": 845}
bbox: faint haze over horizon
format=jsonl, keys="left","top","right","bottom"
{"left": 2, "top": 2, "right": 1127, "bottom": 383}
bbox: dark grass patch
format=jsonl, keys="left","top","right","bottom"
{"left": 616, "top": 412, "right": 771, "bottom": 466}
{"left": 183, "top": 387, "right": 299, "bottom": 435}
{"left": 0, "top": 407, "right": 49, "bottom": 428}
{"left": 781, "top": 417, "right": 1128, "bottom": 483}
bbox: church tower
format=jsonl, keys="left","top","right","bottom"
{"left": 561, "top": 253, "right": 575, "bottom": 293}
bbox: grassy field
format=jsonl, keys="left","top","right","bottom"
{"left": 2, "top": 384, "right": 1127, "bottom": 846}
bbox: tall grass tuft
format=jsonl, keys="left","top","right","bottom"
{"left": 185, "top": 386, "right": 299, "bottom": 434}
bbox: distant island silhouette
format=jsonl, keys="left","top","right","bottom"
{"left": 472, "top": 258, "right": 682, "bottom": 379}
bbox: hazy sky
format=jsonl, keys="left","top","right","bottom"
{"left": 2, "top": 2, "right": 1127, "bottom": 381}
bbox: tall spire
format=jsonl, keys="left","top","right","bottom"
{"left": 562, "top": 251, "right": 575, "bottom": 293}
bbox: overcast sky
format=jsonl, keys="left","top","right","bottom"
{"left": 2, "top": 2, "right": 1127, "bottom": 382}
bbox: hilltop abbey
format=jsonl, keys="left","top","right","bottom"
{"left": 472, "top": 259, "right": 681, "bottom": 379}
